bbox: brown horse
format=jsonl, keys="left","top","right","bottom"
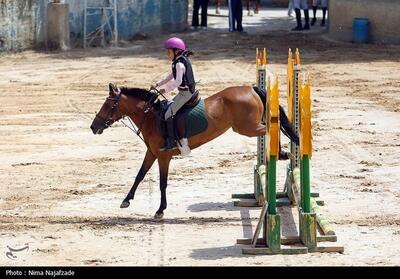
{"left": 90, "top": 83, "right": 297, "bottom": 219}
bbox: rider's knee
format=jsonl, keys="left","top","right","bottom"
{"left": 164, "top": 108, "right": 173, "bottom": 120}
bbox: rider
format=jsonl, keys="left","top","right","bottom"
{"left": 151, "top": 37, "right": 196, "bottom": 151}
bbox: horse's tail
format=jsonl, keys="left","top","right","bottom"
{"left": 252, "top": 86, "right": 266, "bottom": 113}
{"left": 252, "top": 86, "right": 299, "bottom": 145}
{"left": 279, "top": 106, "right": 299, "bottom": 145}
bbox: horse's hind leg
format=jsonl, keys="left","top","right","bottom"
{"left": 120, "top": 149, "right": 156, "bottom": 208}
{"left": 278, "top": 141, "right": 295, "bottom": 160}
{"left": 233, "top": 122, "right": 266, "bottom": 137}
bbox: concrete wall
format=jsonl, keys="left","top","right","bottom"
{"left": 0, "top": 0, "right": 188, "bottom": 52}
{"left": 207, "top": 0, "right": 291, "bottom": 8}
{"left": 256, "top": 0, "right": 313, "bottom": 8}
{"left": 264, "top": 0, "right": 290, "bottom": 7}
{"left": 0, "top": 0, "right": 47, "bottom": 51}
{"left": 329, "top": 0, "right": 400, "bottom": 44}
{"left": 68, "top": 0, "right": 188, "bottom": 46}
{"left": 46, "top": 2, "right": 69, "bottom": 50}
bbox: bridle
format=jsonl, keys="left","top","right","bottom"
{"left": 95, "top": 92, "right": 122, "bottom": 129}
{"left": 95, "top": 87, "right": 167, "bottom": 144}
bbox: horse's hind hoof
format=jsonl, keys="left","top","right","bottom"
{"left": 154, "top": 213, "right": 164, "bottom": 220}
{"left": 120, "top": 201, "right": 130, "bottom": 208}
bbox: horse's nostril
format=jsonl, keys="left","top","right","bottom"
{"left": 90, "top": 125, "right": 94, "bottom": 130}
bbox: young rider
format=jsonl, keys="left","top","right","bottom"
{"left": 151, "top": 37, "right": 196, "bottom": 151}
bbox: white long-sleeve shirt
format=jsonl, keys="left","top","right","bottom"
{"left": 156, "top": 62, "right": 186, "bottom": 93}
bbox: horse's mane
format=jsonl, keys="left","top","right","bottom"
{"left": 119, "top": 87, "right": 158, "bottom": 102}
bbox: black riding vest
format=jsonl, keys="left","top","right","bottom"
{"left": 172, "top": 54, "right": 195, "bottom": 94}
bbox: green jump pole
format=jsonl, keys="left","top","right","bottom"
{"left": 267, "top": 156, "right": 277, "bottom": 214}
{"left": 310, "top": 197, "right": 335, "bottom": 235}
{"left": 301, "top": 155, "right": 311, "bottom": 213}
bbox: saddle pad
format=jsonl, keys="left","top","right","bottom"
{"left": 182, "top": 99, "right": 208, "bottom": 138}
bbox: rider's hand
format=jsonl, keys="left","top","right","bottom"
{"left": 159, "top": 89, "right": 166, "bottom": 94}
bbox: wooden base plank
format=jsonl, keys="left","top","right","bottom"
{"left": 232, "top": 193, "right": 255, "bottom": 199}
{"left": 309, "top": 246, "right": 344, "bottom": 253}
{"left": 243, "top": 246, "right": 309, "bottom": 255}
{"left": 234, "top": 198, "right": 290, "bottom": 207}
{"left": 276, "top": 192, "right": 288, "bottom": 199}
{"left": 276, "top": 192, "right": 320, "bottom": 198}
{"left": 317, "top": 235, "right": 337, "bottom": 242}
{"left": 233, "top": 199, "right": 260, "bottom": 207}
{"left": 237, "top": 235, "right": 338, "bottom": 245}
{"left": 240, "top": 242, "right": 344, "bottom": 254}
{"left": 276, "top": 198, "right": 291, "bottom": 207}
{"left": 237, "top": 238, "right": 265, "bottom": 245}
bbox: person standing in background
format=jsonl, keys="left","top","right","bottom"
{"left": 192, "top": 0, "right": 209, "bottom": 30}
{"left": 227, "top": 0, "right": 243, "bottom": 32}
{"left": 246, "top": 0, "right": 261, "bottom": 16}
{"left": 292, "top": 0, "right": 310, "bottom": 31}
{"left": 288, "top": 0, "right": 294, "bottom": 17}
{"left": 215, "top": 0, "right": 221, "bottom": 14}
{"left": 311, "top": 0, "right": 328, "bottom": 27}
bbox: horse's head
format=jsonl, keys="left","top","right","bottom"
{"left": 90, "top": 83, "right": 124, "bottom": 135}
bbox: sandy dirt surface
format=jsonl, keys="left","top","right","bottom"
{"left": 1, "top": 8, "right": 400, "bottom": 266}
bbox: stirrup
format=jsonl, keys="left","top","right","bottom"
{"left": 159, "top": 145, "right": 178, "bottom": 152}
{"left": 159, "top": 139, "right": 177, "bottom": 151}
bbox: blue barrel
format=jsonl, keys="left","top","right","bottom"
{"left": 353, "top": 18, "right": 369, "bottom": 43}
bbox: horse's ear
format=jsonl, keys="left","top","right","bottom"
{"left": 109, "top": 83, "right": 117, "bottom": 96}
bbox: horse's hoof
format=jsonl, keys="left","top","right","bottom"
{"left": 154, "top": 213, "right": 164, "bottom": 220}
{"left": 120, "top": 201, "right": 130, "bottom": 208}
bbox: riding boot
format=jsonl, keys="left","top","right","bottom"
{"left": 303, "top": 9, "right": 310, "bottom": 30}
{"left": 321, "top": 8, "right": 327, "bottom": 26}
{"left": 292, "top": 8, "right": 303, "bottom": 31}
{"left": 311, "top": 6, "right": 317, "bottom": 26}
{"left": 160, "top": 117, "right": 176, "bottom": 151}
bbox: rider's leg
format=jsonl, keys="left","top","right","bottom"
{"left": 321, "top": 1, "right": 327, "bottom": 27}
{"left": 161, "top": 90, "right": 193, "bottom": 151}
{"left": 292, "top": 0, "right": 304, "bottom": 31}
{"left": 292, "top": 8, "right": 303, "bottom": 31}
{"left": 311, "top": 0, "right": 318, "bottom": 26}
{"left": 303, "top": 9, "right": 310, "bottom": 30}
{"left": 295, "top": 0, "right": 309, "bottom": 30}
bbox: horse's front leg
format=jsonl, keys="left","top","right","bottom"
{"left": 120, "top": 149, "right": 156, "bottom": 208}
{"left": 154, "top": 156, "right": 171, "bottom": 219}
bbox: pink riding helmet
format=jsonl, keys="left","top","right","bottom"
{"left": 164, "top": 37, "right": 186, "bottom": 50}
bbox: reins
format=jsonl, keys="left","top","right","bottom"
{"left": 119, "top": 88, "right": 167, "bottom": 146}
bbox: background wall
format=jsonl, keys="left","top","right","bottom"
{"left": 0, "top": 0, "right": 188, "bottom": 52}
{"left": 68, "top": 0, "right": 188, "bottom": 47}
{"left": 0, "top": 0, "right": 47, "bottom": 51}
{"left": 329, "top": 0, "right": 400, "bottom": 44}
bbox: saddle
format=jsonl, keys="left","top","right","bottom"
{"left": 157, "top": 90, "right": 206, "bottom": 144}
{"left": 183, "top": 90, "right": 201, "bottom": 108}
